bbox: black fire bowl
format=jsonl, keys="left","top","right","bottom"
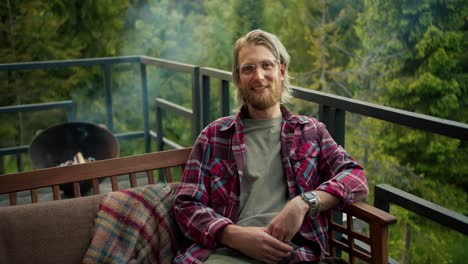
{"left": 29, "top": 122, "right": 119, "bottom": 196}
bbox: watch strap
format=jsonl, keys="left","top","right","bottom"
{"left": 301, "top": 191, "right": 321, "bottom": 216}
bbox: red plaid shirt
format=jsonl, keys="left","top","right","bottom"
{"left": 173, "top": 105, "right": 368, "bottom": 263}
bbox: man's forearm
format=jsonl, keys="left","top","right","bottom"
{"left": 313, "top": 190, "right": 339, "bottom": 212}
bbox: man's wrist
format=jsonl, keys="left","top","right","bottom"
{"left": 218, "top": 224, "right": 238, "bottom": 248}
{"left": 293, "top": 195, "right": 310, "bottom": 216}
{"left": 301, "top": 191, "right": 321, "bottom": 216}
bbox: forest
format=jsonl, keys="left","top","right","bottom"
{"left": 1, "top": 0, "right": 467, "bottom": 263}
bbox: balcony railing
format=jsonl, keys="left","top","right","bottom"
{"left": 1, "top": 56, "right": 467, "bottom": 262}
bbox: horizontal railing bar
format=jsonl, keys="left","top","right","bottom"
{"left": 0, "top": 131, "right": 145, "bottom": 156}
{"left": 163, "top": 137, "right": 185, "bottom": 149}
{"left": 114, "top": 131, "right": 145, "bottom": 141}
{"left": 200, "top": 67, "right": 232, "bottom": 81}
{"left": 0, "top": 56, "right": 141, "bottom": 71}
{"left": 149, "top": 131, "right": 185, "bottom": 150}
{"left": 140, "top": 56, "right": 197, "bottom": 73}
{"left": 0, "top": 100, "right": 73, "bottom": 113}
{"left": 0, "top": 132, "right": 146, "bottom": 154}
{"left": 0, "top": 145, "right": 28, "bottom": 156}
{"left": 1, "top": 56, "right": 465, "bottom": 141}
{"left": 292, "top": 86, "right": 468, "bottom": 140}
{"left": 155, "top": 98, "right": 193, "bottom": 119}
{"left": 150, "top": 130, "right": 157, "bottom": 139}
{"left": 375, "top": 184, "right": 468, "bottom": 235}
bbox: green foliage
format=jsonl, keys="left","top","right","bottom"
{"left": 389, "top": 207, "right": 455, "bottom": 264}
{"left": 1, "top": 1, "right": 467, "bottom": 262}
{"left": 416, "top": 26, "right": 461, "bottom": 74}
{"left": 381, "top": 73, "right": 466, "bottom": 189}
{"left": 263, "top": 1, "right": 363, "bottom": 97}
{"left": 232, "top": 0, "right": 264, "bottom": 42}
{"left": 359, "top": 1, "right": 468, "bottom": 194}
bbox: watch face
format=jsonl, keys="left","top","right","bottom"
{"left": 303, "top": 192, "right": 316, "bottom": 201}
{"left": 302, "top": 192, "right": 319, "bottom": 215}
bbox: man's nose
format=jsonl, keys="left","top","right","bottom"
{"left": 254, "top": 66, "right": 265, "bottom": 80}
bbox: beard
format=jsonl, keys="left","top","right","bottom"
{"left": 241, "top": 83, "right": 283, "bottom": 110}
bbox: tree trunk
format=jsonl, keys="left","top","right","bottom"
{"left": 6, "top": 0, "right": 24, "bottom": 171}
{"left": 319, "top": 0, "right": 328, "bottom": 91}
{"left": 401, "top": 222, "right": 411, "bottom": 264}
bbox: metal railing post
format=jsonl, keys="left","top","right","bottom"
{"left": 201, "top": 74, "right": 211, "bottom": 127}
{"left": 102, "top": 64, "right": 114, "bottom": 132}
{"left": 155, "top": 101, "right": 164, "bottom": 152}
{"left": 319, "top": 104, "right": 346, "bottom": 258}
{"left": 319, "top": 105, "right": 345, "bottom": 146}
{"left": 221, "top": 80, "right": 230, "bottom": 117}
{"left": 192, "top": 67, "right": 201, "bottom": 142}
{"left": 66, "top": 103, "right": 75, "bottom": 121}
{"left": 140, "top": 63, "right": 151, "bottom": 153}
{"left": 374, "top": 184, "right": 391, "bottom": 212}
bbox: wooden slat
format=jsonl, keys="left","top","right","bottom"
{"left": 129, "top": 172, "right": 137, "bottom": 188}
{"left": 52, "top": 185, "right": 61, "bottom": 200}
{"left": 92, "top": 179, "right": 100, "bottom": 194}
{"left": 165, "top": 167, "right": 172, "bottom": 182}
{"left": 9, "top": 192, "right": 17, "bottom": 205}
{"left": 147, "top": 170, "right": 155, "bottom": 184}
{"left": 31, "top": 189, "right": 38, "bottom": 203}
{"left": 331, "top": 222, "right": 371, "bottom": 245}
{"left": 347, "top": 215, "right": 356, "bottom": 264}
{"left": 351, "top": 231, "right": 370, "bottom": 245}
{"left": 330, "top": 222, "right": 351, "bottom": 236}
{"left": 111, "top": 176, "right": 119, "bottom": 191}
{"left": 72, "top": 182, "right": 81, "bottom": 197}
{"left": 332, "top": 238, "right": 372, "bottom": 262}
{"left": 328, "top": 229, "right": 338, "bottom": 257}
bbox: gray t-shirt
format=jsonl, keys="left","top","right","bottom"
{"left": 237, "top": 116, "right": 288, "bottom": 227}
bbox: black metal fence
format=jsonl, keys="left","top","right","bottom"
{"left": 375, "top": 184, "right": 468, "bottom": 236}
{"left": 1, "top": 56, "right": 467, "bottom": 261}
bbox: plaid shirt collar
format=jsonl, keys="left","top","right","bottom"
{"left": 220, "top": 104, "right": 310, "bottom": 132}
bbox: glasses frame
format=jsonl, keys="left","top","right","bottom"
{"left": 238, "top": 60, "right": 280, "bottom": 76}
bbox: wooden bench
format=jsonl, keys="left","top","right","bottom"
{"left": 0, "top": 148, "right": 396, "bottom": 264}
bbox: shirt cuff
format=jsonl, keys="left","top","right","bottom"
{"left": 201, "top": 217, "right": 234, "bottom": 248}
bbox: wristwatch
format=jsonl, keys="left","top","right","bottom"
{"left": 301, "top": 191, "right": 321, "bottom": 216}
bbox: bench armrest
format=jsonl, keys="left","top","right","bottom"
{"left": 328, "top": 201, "right": 397, "bottom": 264}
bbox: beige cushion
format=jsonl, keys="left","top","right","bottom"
{"left": 0, "top": 195, "right": 103, "bottom": 264}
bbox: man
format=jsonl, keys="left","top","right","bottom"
{"left": 173, "top": 29, "right": 368, "bottom": 264}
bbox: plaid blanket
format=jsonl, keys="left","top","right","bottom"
{"left": 82, "top": 184, "right": 180, "bottom": 264}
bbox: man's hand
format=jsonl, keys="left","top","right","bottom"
{"left": 266, "top": 196, "right": 309, "bottom": 242}
{"left": 267, "top": 191, "right": 340, "bottom": 242}
{"left": 218, "top": 225, "right": 294, "bottom": 264}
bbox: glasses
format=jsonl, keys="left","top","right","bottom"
{"left": 238, "top": 60, "right": 279, "bottom": 76}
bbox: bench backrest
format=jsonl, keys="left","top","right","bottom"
{"left": 0, "top": 148, "right": 192, "bottom": 206}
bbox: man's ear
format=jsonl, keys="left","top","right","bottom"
{"left": 235, "top": 74, "right": 241, "bottom": 87}
{"left": 279, "top": 64, "right": 286, "bottom": 80}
